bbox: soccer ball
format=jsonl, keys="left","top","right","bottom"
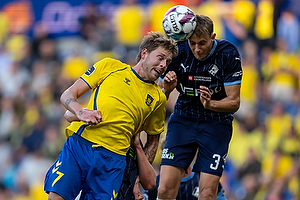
{"left": 162, "top": 5, "right": 196, "bottom": 41}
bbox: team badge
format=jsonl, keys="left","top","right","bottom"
{"left": 145, "top": 94, "right": 154, "bottom": 106}
{"left": 208, "top": 64, "right": 219, "bottom": 76}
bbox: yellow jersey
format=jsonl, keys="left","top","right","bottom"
{"left": 66, "top": 58, "right": 167, "bottom": 156}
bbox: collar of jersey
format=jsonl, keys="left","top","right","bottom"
{"left": 131, "top": 67, "right": 155, "bottom": 84}
{"left": 198, "top": 40, "right": 217, "bottom": 62}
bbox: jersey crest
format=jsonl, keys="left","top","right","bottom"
{"left": 208, "top": 64, "right": 219, "bottom": 76}
{"left": 145, "top": 94, "right": 154, "bottom": 106}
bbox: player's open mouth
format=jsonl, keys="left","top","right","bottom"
{"left": 154, "top": 69, "right": 161, "bottom": 75}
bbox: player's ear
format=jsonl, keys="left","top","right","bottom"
{"left": 211, "top": 33, "right": 216, "bottom": 40}
{"left": 141, "top": 48, "right": 148, "bottom": 60}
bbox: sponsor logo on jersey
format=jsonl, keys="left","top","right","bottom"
{"left": 208, "top": 64, "right": 219, "bottom": 76}
{"left": 145, "top": 94, "right": 154, "bottom": 106}
{"left": 161, "top": 148, "right": 175, "bottom": 159}
{"left": 232, "top": 71, "right": 243, "bottom": 77}
{"left": 193, "top": 76, "right": 211, "bottom": 82}
{"left": 188, "top": 75, "right": 211, "bottom": 82}
{"left": 84, "top": 66, "right": 95, "bottom": 76}
{"left": 180, "top": 83, "right": 223, "bottom": 97}
{"left": 180, "top": 83, "right": 201, "bottom": 96}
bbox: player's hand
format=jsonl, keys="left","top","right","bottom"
{"left": 133, "top": 177, "right": 144, "bottom": 200}
{"left": 163, "top": 71, "right": 177, "bottom": 94}
{"left": 76, "top": 108, "right": 102, "bottom": 125}
{"left": 132, "top": 132, "right": 141, "bottom": 150}
{"left": 199, "top": 85, "right": 211, "bottom": 109}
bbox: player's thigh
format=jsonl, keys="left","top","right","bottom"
{"left": 81, "top": 147, "right": 126, "bottom": 199}
{"left": 161, "top": 113, "right": 199, "bottom": 170}
{"left": 195, "top": 121, "right": 232, "bottom": 176}
{"left": 44, "top": 137, "right": 86, "bottom": 200}
{"left": 165, "top": 113, "right": 199, "bottom": 147}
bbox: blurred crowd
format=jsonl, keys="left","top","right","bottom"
{"left": 0, "top": 0, "right": 300, "bottom": 199}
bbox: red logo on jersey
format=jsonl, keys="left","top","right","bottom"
{"left": 188, "top": 76, "right": 193, "bottom": 81}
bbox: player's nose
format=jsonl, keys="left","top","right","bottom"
{"left": 160, "top": 59, "right": 168, "bottom": 68}
{"left": 194, "top": 44, "right": 201, "bottom": 53}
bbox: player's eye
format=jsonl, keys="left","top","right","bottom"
{"left": 157, "top": 55, "right": 164, "bottom": 61}
{"left": 166, "top": 59, "right": 172, "bottom": 66}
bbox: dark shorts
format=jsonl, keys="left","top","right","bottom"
{"left": 160, "top": 113, "right": 232, "bottom": 176}
{"left": 117, "top": 147, "right": 138, "bottom": 200}
{"left": 44, "top": 134, "right": 126, "bottom": 200}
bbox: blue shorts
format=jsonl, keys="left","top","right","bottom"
{"left": 160, "top": 113, "right": 232, "bottom": 176}
{"left": 44, "top": 134, "right": 126, "bottom": 200}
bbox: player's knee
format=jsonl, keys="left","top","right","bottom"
{"left": 157, "top": 184, "right": 167, "bottom": 196}
{"left": 199, "top": 187, "right": 216, "bottom": 199}
{"left": 157, "top": 184, "right": 177, "bottom": 199}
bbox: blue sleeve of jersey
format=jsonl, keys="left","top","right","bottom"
{"left": 223, "top": 49, "right": 243, "bottom": 86}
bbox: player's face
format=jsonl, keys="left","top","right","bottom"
{"left": 142, "top": 47, "right": 172, "bottom": 82}
{"left": 188, "top": 33, "right": 216, "bottom": 60}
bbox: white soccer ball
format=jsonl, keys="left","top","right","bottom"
{"left": 162, "top": 5, "right": 196, "bottom": 41}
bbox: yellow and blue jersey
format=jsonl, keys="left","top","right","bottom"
{"left": 65, "top": 58, "right": 167, "bottom": 156}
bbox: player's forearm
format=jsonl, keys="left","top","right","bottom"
{"left": 60, "top": 89, "right": 84, "bottom": 116}
{"left": 135, "top": 145, "right": 156, "bottom": 190}
{"left": 158, "top": 78, "right": 175, "bottom": 100}
{"left": 201, "top": 84, "right": 241, "bottom": 112}
{"left": 162, "top": 88, "right": 172, "bottom": 100}
{"left": 144, "top": 134, "right": 160, "bottom": 164}
{"left": 64, "top": 110, "right": 80, "bottom": 122}
{"left": 60, "top": 79, "right": 91, "bottom": 116}
{"left": 207, "top": 97, "right": 240, "bottom": 112}
{"left": 158, "top": 80, "right": 169, "bottom": 99}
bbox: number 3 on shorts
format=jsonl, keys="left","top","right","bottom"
{"left": 210, "top": 154, "right": 221, "bottom": 170}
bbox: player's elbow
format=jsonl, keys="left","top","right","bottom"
{"left": 141, "top": 180, "right": 156, "bottom": 190}
{"left": 63, "top": 112, "right": 71, "bottom": 122}
{"left": 140, "top": 175, "right": 156, "bottom": 190}
{"left": 232, "top": 98, "right": 240, "bottom": 112}
{"left": 226, "top": 96, "right": 240, "bottom": 112}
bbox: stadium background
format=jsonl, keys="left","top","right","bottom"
{"left": 0, "top": 0, "right": 300, "bottom": 199}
